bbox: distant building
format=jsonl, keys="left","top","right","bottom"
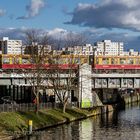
{"left": 24, "top": 42, "right": 52, "bottom": 55}
{"left": 128, "top": 49, "right": 139, "bottom": 56}
{"left": 0, "top": 37, "right": 22, "bottom": 54}
{"left": 62, "top": 44, "right": 94, "bottom": 55}
{"left": 94, "top": 40, "right": 124, "bottom": 56}
{"left": 62, "top": 40, "right": 125, "bottom": 56}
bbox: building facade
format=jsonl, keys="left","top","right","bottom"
{"left": 62, "top": 44, "right": 94, "bottom": 55}
{"left": 0, "top": 37, "right": 22, "bottom": 54}
{"left": 94, "top": 40, "right": 124, "bottom": 56}
{"left": 23, "top": 43, "right": 52, "bottom": 55}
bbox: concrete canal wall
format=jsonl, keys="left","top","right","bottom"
{"left": 87, "top": 105, "right": 114, "bottom": 117}
{"left": 123, "top": 93, "right": 140, "bottom": 105}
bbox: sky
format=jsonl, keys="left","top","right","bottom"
{"left": 0, "top": 0, "right": 140, "bottom": 50}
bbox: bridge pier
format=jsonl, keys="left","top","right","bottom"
{"left": 92, "top": 90, "right": 103, "bottom": 106}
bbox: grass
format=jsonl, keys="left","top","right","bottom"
{"left": 0, "top": 107, "right": 101, "bottom": 138}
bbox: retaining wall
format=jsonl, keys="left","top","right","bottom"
{"left": 123, "top": 93, "right": 140, "bottom": 105}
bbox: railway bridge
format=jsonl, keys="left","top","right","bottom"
{"left": 0, "top": 64, "right": 139, "bottom": 107}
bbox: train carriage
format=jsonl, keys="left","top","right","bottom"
{"left": 0, "top": 54, "right": 89, "bottom": 70}
{"left": 93, "top": 55, "right": 140, "bottom": 70}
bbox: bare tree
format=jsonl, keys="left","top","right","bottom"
{"left": 21, "top": 29, "right": 52, "bottom": 113}
{"left": 46, "top": 54, "right": 79, "bottom": 113}
{"left": 18, "top": 30, "right": 88, "bottom": 113}
{"left": 24, "top": 29, "right": 40, "bottom": 45}
{"left": 46, "top": 33, "right": 88, "bottom": 113}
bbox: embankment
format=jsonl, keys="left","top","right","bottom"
{"left": 0, "top": 105, "right": 114, "bottom": 139}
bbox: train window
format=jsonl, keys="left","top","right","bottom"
{"left": 102, "top": 58, "right": 109, "bottom": 64}
{"left": 111, "top": 58, "right": 115, "bottom": 64}
{"left": 127, "top": 58, "right": 134, "bottom": 64}
{"left": 3, "top": 57, "right": 10, "bottom": 64}
{"left": 10, "top": 56, "right": 20, "bottom": 64}
{"left": 14, "top": 57, "right": 20, "bottom": 64}
{"left": 120, "top": 58, "right": 126, "bottom": 64}
{"left": 22, "top": 57, "right": 30, "bottom": 64}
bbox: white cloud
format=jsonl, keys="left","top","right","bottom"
{"left": 77, "top": 3, "right": 95, "bottom": 10}
{"left": 17, "top": 0, "right": 45, "bottom": 19}
{"left": 65, "top": 0, "right": 140, "bottom": 31}
{"left": 28, "top": 0, "right": 45, "bottom": 17}
{"left": 47, "top": 28, "right": 69, "bottom": 39}
{"left": 101, "top": 0, "right": 140, "bottom": 7}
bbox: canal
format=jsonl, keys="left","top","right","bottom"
{"left": 19, "top": 103, "right": 140, "bottom": 140}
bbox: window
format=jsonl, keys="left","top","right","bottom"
{"left": 22, "top": 57, "right": 30, "bottom": 64}
{"left": 102, "top": 58, "right": 109, "bottom": 64}
{"left": 111, "top": 58, "right": 115, "bottom": 64}
{"left": 128, "top": 58, "right": 134, "bottom": 64}
{"left": 3, "top": 57, "right": 10, "bottom": 64}
{"left": 120, "top": 58, "right": 126, "bottom": 64}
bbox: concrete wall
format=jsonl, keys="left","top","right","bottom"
{"left": 123, "top": 93, "right": 140, "bottom": 105}
{"left": 79, "top": 63, "right": 93, "bottom": 108}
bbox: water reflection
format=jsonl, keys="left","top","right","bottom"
{"left": 19, "top": 102, "right": 140, "bottom": 140}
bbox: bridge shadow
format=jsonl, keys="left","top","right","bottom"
{"left": 95, "top": 89, "right": 125, "bottom": 109}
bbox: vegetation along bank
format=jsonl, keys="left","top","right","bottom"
{"left": 0, "top": 105, "right": 114, "bottom": 139}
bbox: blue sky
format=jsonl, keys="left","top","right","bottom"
{"left": 0, "top": 0, "right": 92, "bottom": 30}
{"left": 0, "top": 0, "right": 140, "bottom": 50}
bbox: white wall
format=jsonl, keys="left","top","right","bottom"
{"left": 79, "top": 63, "right": 93, "bottom": 108}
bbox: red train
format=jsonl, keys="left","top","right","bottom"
{"left": 94, "top": 55, "right": 140, "bottom": 69}
{"left": 0, "top": 54, "right": 89, "bottom": 70}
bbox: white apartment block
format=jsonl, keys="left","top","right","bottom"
{"left": 62, "top": 44, "right": 94, "bottom": 55}
{"left": 94, "top": 40, "right": 124, "bottom": 56}
{"left": 0, "top": 37, "right": 22, "bottom": 54}
{"left": 62, "top": 40, "right": 124, "bottom": 56}
{"left": 24, "top": 43, "right": 52, "bottom": 55}
{"left": 37, "top": 44, "right": 52, "bottom": 54}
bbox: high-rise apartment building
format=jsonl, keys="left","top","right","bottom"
{"left": 0, "top": 37, "right": 22, "bottom": 54}
{"left": 94, "top": 40, "right": 124, "bottom": 56}
{"left": 62, "top": 44, "right": 94, "bottom": 55}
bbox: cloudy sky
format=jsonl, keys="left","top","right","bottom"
{"left": 0, "top": 0, "right": 140, "bottom": 50}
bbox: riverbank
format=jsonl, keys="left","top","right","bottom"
{"left": 0, "top": 105, "right": 114, "bottom": 139}
{"left": 0, "top": 93, "right": 139, "bottom": 140}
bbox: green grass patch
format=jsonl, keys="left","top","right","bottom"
{"left": 0, "top": 107, "right": 100, "bottom": 138}
{"left": 0, "top": 112, "right": 27, "bottom": 132}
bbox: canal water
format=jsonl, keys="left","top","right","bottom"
{"left": 19, "top": 103, "right": 140, "bottom": 140}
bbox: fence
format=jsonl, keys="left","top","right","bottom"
{"left": 0, "top": 102, "right": 79, "bottom": 112}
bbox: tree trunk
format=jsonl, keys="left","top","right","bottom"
{"left": 36, "top": 96, "right": 39, "bottom": 114}
{"left": 35, "top": 88, "right": 40, "bottom": 114}
{"left": 63, "top": 102, "right": 67, "bottom": 113}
